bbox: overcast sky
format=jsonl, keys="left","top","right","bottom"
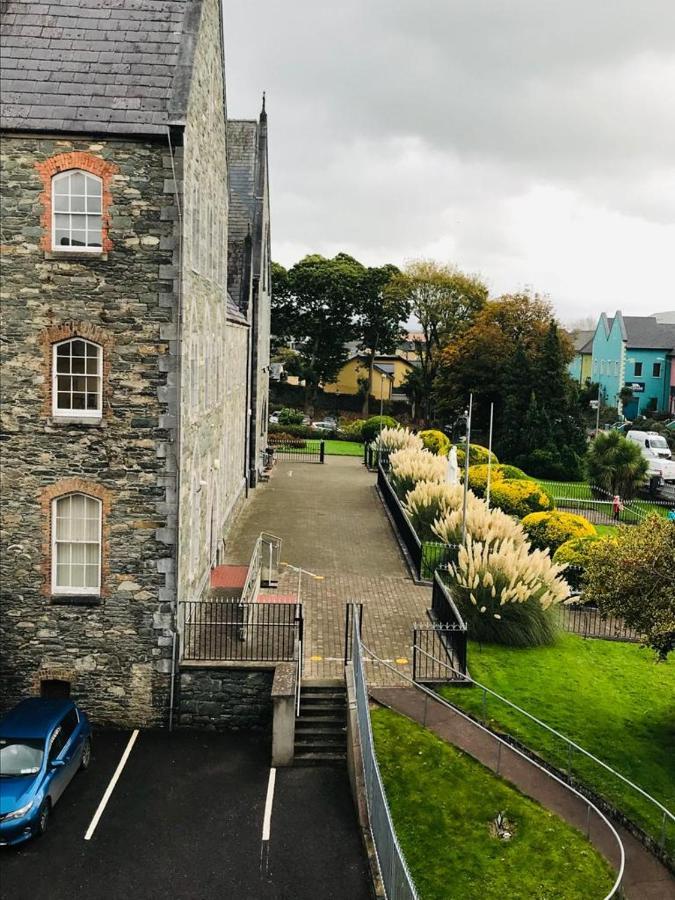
{"left": 224, "top": 1, "right": 675, "bottom": 324}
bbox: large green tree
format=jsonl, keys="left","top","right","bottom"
{"left": 584, "top": 516, "right": 675, "bottom": 660}
{"left": 387, "top": 260, "right": 488, "bottom": 423}
{"left": 271, "top": 254, "right": 365, "bottom": 413}
{"left": 353, "top": 263, "right": 407, "bottom": 415}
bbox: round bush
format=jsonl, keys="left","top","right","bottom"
{"left": 467, "top": 463, "right": 529, "bottom": 498}
{"left": 419, "top": 429, "right": 451, "bottom": 456}
{"left": 277, "top": 407, "right": 305, "bottom": 425}
{"left": 489, "top": 479, "right": 555, "bottom": 519}
{"left": 455, "top": 443, "right": 498, "bottom": 468}
{"left": 553, "top": 534, "right": 604, "bottom": 592}
{"left": 340, "top": 418, "right": 366, "bottom": 441}
{"left": 522, "top": 511, "right": 596, "bottom": 553}
{"left": 361, "top": 415, "right": 399, "bottom": 443}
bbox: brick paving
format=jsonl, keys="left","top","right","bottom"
{"left": 225, "top": 457, "right": 430, "bottom": 684}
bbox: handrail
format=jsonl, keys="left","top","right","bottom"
{"left": 412, "top": 644, "right": 675, "bottom": 833}
{"left": 361, "top": 641, "right": 626, "bottom": 900}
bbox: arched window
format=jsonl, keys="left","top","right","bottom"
{"left": 52, "top": 337, "right": 102, "bottom": 417}
{"left": 52, "top": 170, "right": 103, "bottom": 251}
{"left": 52, "top": 493, "right": 102, "bottom": 594}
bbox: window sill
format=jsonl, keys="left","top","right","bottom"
{"left": 44, "top": 251, "right": 108, "bottom": 261}
{"left": 49, "top": 595, "right": 101, "bottom": 607}
{"left": 49, "top": 416, "right": 104, "bottom": 427}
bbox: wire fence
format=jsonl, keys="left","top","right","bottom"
{"left": 418, "top": 645, "right": 674, "bottom": 863}
{"left": 351, "top": 606, "right": 419, "bottom": 900}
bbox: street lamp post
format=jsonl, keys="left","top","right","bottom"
{"left": 461, "top": 393, "right": 473, "bottom": 544}
{"left": 379, "top": 371, "right": 393, "bottom": 436}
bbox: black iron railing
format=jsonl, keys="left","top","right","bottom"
{"left": 412, "top": 624, "right": 468, "bottom": 683}
{"left": 181, "top": 600, "right": 302, "bottom": 662}
{"left": 558, "top": 605, "right": 643, "bottom": 643}
{"left": 377, "top": 463, "right": 422, "bottom": 575}
{"left": 365, "top": 444, "right": 390, "bottom": 471}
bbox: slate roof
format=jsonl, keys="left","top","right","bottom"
{"left": 623, "top": 317, "right": 675, "bottom": 351}
{"left": 0, "top": 0, "right": 202, "bottom": 135}
{"left": 572, "top": 329, "right": 594, "bottom": 354}
{"left": 226, "top": 292, "right": 248, "bottom": 325}
{"left": 227, "top": 120, "right": 258, "bottom": 244}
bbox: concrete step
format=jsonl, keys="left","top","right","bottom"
{"left": 300, "top": 691, "right": 346, "bottom": 703}
{"left": 299, "top": 703, "right": 347, "bottom": 717}
{"left": 295, "top": 722, "right": 346, "bottom": 735}
{"left": 293, "top": 750, "right": 346, "bottom": 767}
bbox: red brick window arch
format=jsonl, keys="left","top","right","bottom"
{"left": 35, "top": 152, "right": 118, "bottom": 253}
{"left": 40, "top": 479, "right": 112, "bottom": 599}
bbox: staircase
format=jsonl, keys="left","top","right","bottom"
{"left": 294, "top": 683, "right": 347, "bottom": 766}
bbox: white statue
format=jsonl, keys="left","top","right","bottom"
{"left": 446, "top": 445, "right": 459, "bottom": 485}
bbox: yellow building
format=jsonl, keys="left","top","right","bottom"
{"left": 323, "top": 354, "right": 415, "bottom": 400}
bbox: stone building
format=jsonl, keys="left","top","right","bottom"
{"left": 0, "top": 0, "right": 271, "bottom": 726}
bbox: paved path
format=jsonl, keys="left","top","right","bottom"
{"left": 371, "top": 685, "right": 675, "bottom": 900}
{"left": 226, "top": 457, "right": 430, "bottom": 683}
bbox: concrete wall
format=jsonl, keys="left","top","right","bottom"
{"left": 0, "top": 134, "right": 178, "bottom": 725}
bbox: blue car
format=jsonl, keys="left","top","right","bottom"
{"left": 0, "top": 698, "right": 91, "bottom": 846}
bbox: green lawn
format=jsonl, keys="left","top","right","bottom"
{"left": 322, "top": 439, "right": 363, "bottom": 456}
{"left": 537, "top": 479, "right": 671, "bottom": 521}
{"left": 439, "top": 634, "right": 675, "bottom": 856}
{"left": 594, "top": 524, "right": 619, "bottom": 537}
{"left": 371, "top": 707, "right": 616, "bottom": 900}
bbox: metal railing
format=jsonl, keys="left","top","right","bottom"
{"left": 260, "top": 532, "right": 282, "bottom": 587}
{"left": 558, "top": 604, "right": 643, "bottom": 643}
{"left": 182, "top": 600, "right": 301, "bottom": 662}
{"left": 363, "top": 643, "right": 626, "bottom": 899}
{"left": 415, "top": 644, "right": 674, "bottom": 862}
{"left": 365, "top": 444, "right": 391, "bottom": 471}
{"left": 268, "top": 436, "right": 325, "bottom": 463}
{"left": 377, "top": 464, "right": 423, "bottom": 577}
{"left": 539, "top": 480, "right": 674, "bottom": 525}
{"left": 351, "top": 606, "right": 419, "bottom": 899}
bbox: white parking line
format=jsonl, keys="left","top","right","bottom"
{"left": 262, "top": 767, "right": 276, "bottom": 842}
{"left": 84, "top": 729, "right": 139, "bottom": 841}
{"left": 260, "top": 767, "right": 277, "bottom": 873}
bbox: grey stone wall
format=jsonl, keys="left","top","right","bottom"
{"left": 178, "top": 667, "right": 273, "bottom": 731}
{"left": 0, "top": 134, "right": 178, "bottom": 726}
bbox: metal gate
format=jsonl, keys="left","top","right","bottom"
{"left": 269, "top": 437, "right": 325, "bottom": 463}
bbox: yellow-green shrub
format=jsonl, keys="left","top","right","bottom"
{"left": 489, "top": 479, "right": 555, "bottom": 519}
{"left": 553, "top": 534, "right": 604, "bottom": 592}
{"left": 419, "top": 429, "right": 451, "bottom": 456}
{"left": 455, "top": 443, "right": 498, "bottom": 468}
{"left": 467, "top": 464, "right": 530, "bottom": 498}
{"left": 522, "top": 511, "right": 596, "bottom": 553}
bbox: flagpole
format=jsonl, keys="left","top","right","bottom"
{"left": 486, "top": 402, "right": 494, "bottom": 509}
{"left": 461, "top": 393, "right": 473, "bottom": 545}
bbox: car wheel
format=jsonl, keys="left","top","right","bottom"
{"left": 80, "top": 737, "right": 92, "bottom": 771}
{"left": 37, "top": 801, "right": 50, "bottom": 837}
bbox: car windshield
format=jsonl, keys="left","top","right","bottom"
{"left": 0, "top": 738, "right": 45, "bottom": 776}
{"left": 650, "top": 437, "right": 669, "bottom": 449}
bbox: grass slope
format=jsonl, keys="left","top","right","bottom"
{"left": 371, "top": 707, "right": 616, "bottom": 900}
{"left": 440, "top": 633, "right": 675, "bottom": 854}
{"left": 322, "top": 439, "right": 363, "bottom": 456}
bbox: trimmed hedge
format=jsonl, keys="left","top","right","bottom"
{"left": 361, "top": 415, "right": 399, "bottom": 443}
{"left": 455, "top": 443, "right": 498, "bottom": 468}
{"left": 522, "top": 511, "right": 597, "bottom": 553}
{"left": 553, "top": 534, "right": 604, "bottom": 592}
{"left": 489, "top": 479, "right": 555, "bottom": 519}
{"left": 467, "top": 463, "right": 529, "bottom": 498}
{"left": 419, "top": 429, "right": 451, "bottom": 456}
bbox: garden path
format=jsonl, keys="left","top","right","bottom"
{"left": 224, "top": 457, "right": 430, "bottom": 684}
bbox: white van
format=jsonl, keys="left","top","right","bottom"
{"left": 626, "top": 430, "right": 675, "bottom": 484}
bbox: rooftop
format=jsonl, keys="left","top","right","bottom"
{"left": 0, "top": 0, "right": 201, "bottom": 135}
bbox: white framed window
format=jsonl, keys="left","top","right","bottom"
{"left": 52, "top": 170, "right": 103, "bottom": 252}
{"left": 53, "top": 338, "right": 102, "bottom": 417}
{"left": 51, "top": 493, "right": 102, "bottom": 594}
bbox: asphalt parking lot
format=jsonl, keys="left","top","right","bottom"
{"left": 0, "top": 729, "right": 371, "bottom": 900}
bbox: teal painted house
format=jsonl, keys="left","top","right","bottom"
{"left": 590, "top": 312, "right": 675, "bottom": 419}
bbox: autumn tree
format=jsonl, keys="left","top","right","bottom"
{"left": 387, "top": 260, "right": 488, "bottom": 422}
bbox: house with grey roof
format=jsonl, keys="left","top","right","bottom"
{"left": 0, "top": 0, "right": 272, "bottom": 727}
{"left": 586, "top": 312, "right": 675, "bottom": 418}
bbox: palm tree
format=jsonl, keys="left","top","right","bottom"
{"left": 586, "top": 431, "right": 648, "bottom": 498}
